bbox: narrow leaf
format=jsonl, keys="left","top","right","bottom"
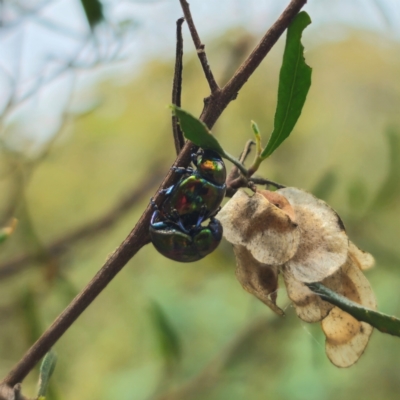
{"left": 172, "top": 106, "right": 249, "bottom": 175}
{"left": 347, "top": 178, "right": 368, "bottom": 211}
{"left": 262, "top": 11, "right": 312, "bottom": 159}
{"left": 20, "top": 287, "right": 42, "bottom": 344}
{"left": 251, "top": 120, "right": 262, "bottom": 156}
{"left": 311, "top": 170, "right": 337, "bottom": 201}
{"left": 171, "top": 106, "right": 225, "bottom": 155}
{"left": 149, "top": 301, "right": 181, "bottom": 366}
{"left": 80, "top": 0, "right": 104, "bottom": 29}
{"left": 307, "top": 282, "right": 400, "bottom": 337}
{"left": 37, "top": 350, "right": 58, "bottom": 398}
{"left": 372, "top": 127, "right": 400, "bottom": 210}
{"left": 0, "top": 231, "right": 9, "bottom": 245}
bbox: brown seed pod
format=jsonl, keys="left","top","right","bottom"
{"left": 233, "top": 244, "right": 283, "bottom": 315}
{"left": 321, "top": 256, "right": 377, "bottom": 368}
{"left": 277, "top": 187, "right": 349, "bottom": 283}
{"left": 218, "top": 190, "right": 299, "bottom": 265}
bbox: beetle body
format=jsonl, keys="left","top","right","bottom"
{"left": 161, "top": 150, "right": 226, "bottom": 226}
{"left": 150, "top": 149, "right": 226, "bottom": 262}
{"left": 150, "top": 215, "right": 223, "bottom": 262}
{"left": 162, "top": 174, "right": 226, "bottom": 226}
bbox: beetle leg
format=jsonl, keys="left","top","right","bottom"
{"left": 207, "top": 206, "right": 221, "bottom": 219}
{"left": 150, "top": 198, "right": 159, "bottom": 210}
{"left": 150, "top": 209, "right": 161, "bottom": 226}
{"left": 177, "top": 219, "right": 190, "bottom": 233}
{"left": 191, "top": 152, "right": 199, "bottom": 165}
{"left": 169, "top": 208, "right": 190, "bottom": 233}
{"left": 195, "top": 204, "right": 208, "bottom": 227}
{"left": 159, "top": 185, "right": 175, "bottom": 196}
{"left": 151, "top": 209, "right": 178, "bottom": 230}
{"left": 172, "top": 166, "right": 194, "bottom": 175}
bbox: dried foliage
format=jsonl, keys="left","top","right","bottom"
{"left": 219, "top": 188, "right": 377, "bottom": 367}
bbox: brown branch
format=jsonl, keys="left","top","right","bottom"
{"left": 0, "top": 166, "right": 164, "bottom": 280}
{"left": 178, "top": 0, "right": 219, "bottom": 94}
{"left": 200, "top": 0, "right": 307, "bottom": 128}
{"left": 1, "top": 0, "right": 307, "bottom": 388}
{"left": 172, "top": 18, "right": 185, "bottom": 155}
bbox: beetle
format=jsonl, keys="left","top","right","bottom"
{"left": 149, "top": 211, "right": 223, "bottom": 262}
{"left": 161, "top": 149, "right": 226, "bottom": 227}
{"left": 149, "top": 149, "right": 226, "bottom": 262}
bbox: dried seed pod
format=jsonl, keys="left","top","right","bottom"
{"left": 348, "top": 241, "right": 375, "bottom": 271}
{"left": 282, "top": 265, "right": 343, "bottom": 323}
{"left": 278, "top": 187, "right": 349, "bottom": 283}
{"left": 321, "top": 257, "right": 377, "bottom": 368}
{"left": 233, "top": 244, "right": 283, "bottom": 315}
{"left": 218, "top": 190, "right": 299, "bottom": 265}
{"left": 219, "top": 186, "right": 377, "bottom": 368}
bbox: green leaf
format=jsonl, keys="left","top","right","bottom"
{"left": 312, "top": 170, "right": 337, "bottom": 201}
{"left": 149, "top": 301, "right": 181, "bottom": 367}
{"left": 347, "top": 178, "right": 368, "bottom": 211}
{"left": 262, "top": 11, "right": 312, "bottom": 159}
{"left": 0, "top": 231, "right": 9, "bottom": 245}
{"left": 171, "top": 106, "right": 225, "bottom": 154}
{"left": 307, "top": 282, "right": 400, "bottom": 337}
{"left": 371, "top": 127, "right": 400, "bottom": 211}
{"left": 37, "top": 350, "right": 58, "bottom": 398}
{"left": 172, "top": 105, "right": 249, "bottom": 175}
{"left": 80, "top": 0, "right": 104, "bottom": 29}
{"left": 20, "top": 287, "right": 42, "bottom": 344}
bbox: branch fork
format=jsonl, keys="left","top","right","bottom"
{"left": 0, "top": 0, "right": 307, "bottom": 391}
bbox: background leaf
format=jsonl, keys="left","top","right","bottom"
{"left": 262, "top": 11, "right": 312, "bottom": 158}
{"left": 371, "top": 127, "right": 400, "bottom": 211}
{"left": 311, "top": 170, "right": 337, "bottom": 201}
{"left": 0, "top": 231, "right": 9, "bottom": 245}
{"left": 149, "top": 301, "right": 181, "bottom": 367}
{"left": 347, "top": 178, "right": 369, "bottom": 211}
{"left": 20, "top": 287, "right": 42, "bottom": 344}
{"left": 80, "top": 0, "right": 104, "bottom": 29}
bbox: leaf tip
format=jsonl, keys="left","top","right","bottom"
{"left": 251, "top": 120, "right": 260, "bottom": 136}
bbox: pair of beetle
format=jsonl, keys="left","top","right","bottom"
{"left": 149, "top": 150, "right": 226, "bottom": 262}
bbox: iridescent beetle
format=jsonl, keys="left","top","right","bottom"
{"left": 150, "top": 149, "right": 226, "bottom": 262}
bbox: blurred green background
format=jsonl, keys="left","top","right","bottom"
{"left": 1, "top": 3, "right": 400, "bottom": 399}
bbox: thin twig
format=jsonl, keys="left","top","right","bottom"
{"left": 199, "top": 0, "right": 307, "bottom": 127}
{"left": 250, "top": 177, "right": 286, "bottom": 189}
{"left": 0, "top": 0, "right": 307, "bottom": 387}
{"left": 172, "top": 18, "right": 185, "bottom": 155}
{"left": 178, "top": 0, "right": 219, "bottom": 94}
{"left": 226, "top": 140, "right": 254, "bottom": 197}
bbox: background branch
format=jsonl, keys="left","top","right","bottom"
{"left": 178, "top": 0, "right": 219, "bottom": 93}
{"left": 172, "top": 18, "right": 185, "bottom": 155}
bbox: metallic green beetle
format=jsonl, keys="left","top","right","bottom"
{"left": 150, "top": 150, "right": 226, "bottom": 262}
